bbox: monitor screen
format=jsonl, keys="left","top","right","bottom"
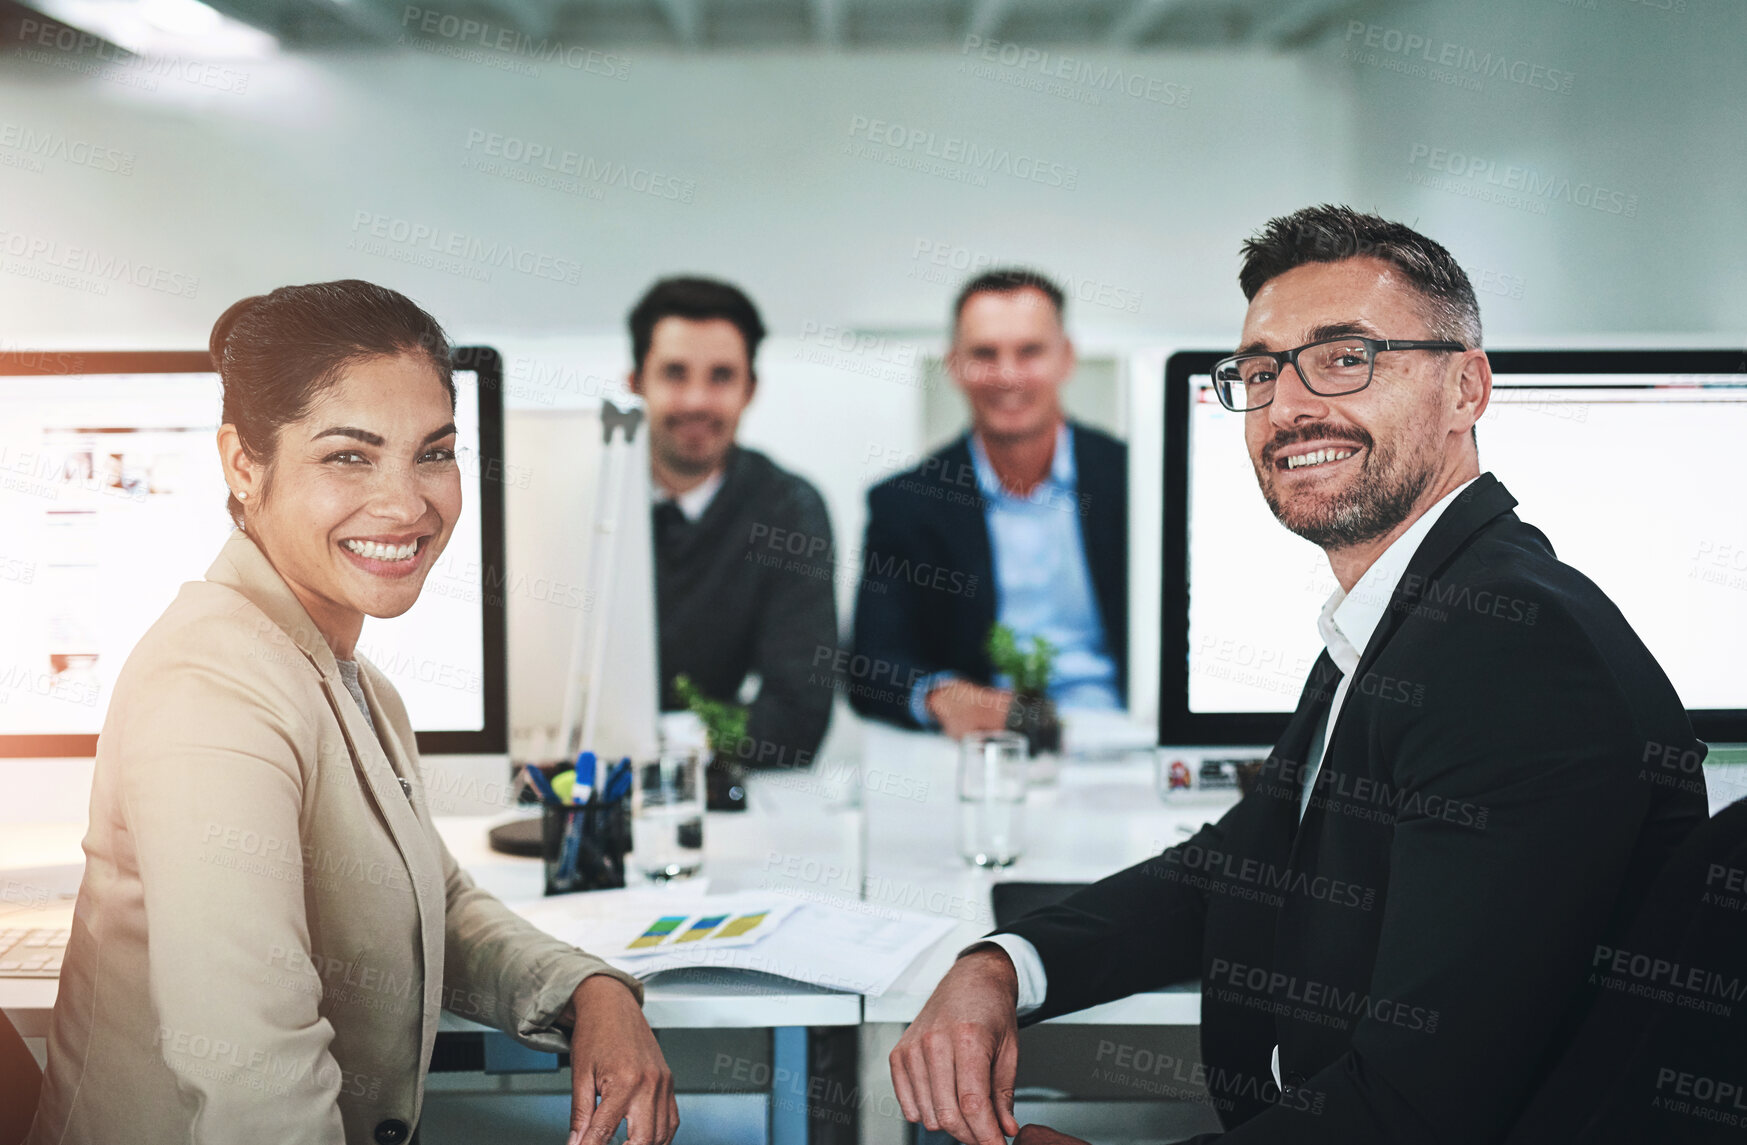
{"left": 1161, "top": 349, "right": 1747, "bottom": 747}
{"left": 0, "top": 348, "right": 506, "bottom": 756}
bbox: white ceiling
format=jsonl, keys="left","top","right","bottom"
{"left": 15, "top": 0, "right": 1382, "bottom": 53}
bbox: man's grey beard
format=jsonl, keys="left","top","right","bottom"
{"left": 1260, "top": 433, "right": 1433, "bottom": 551}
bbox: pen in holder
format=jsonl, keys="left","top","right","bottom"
{"left": 541, "top": 797, "right": 631, "bottom": 895}
{"left": 532, "top": 758, "right": 634, "bottom": 895}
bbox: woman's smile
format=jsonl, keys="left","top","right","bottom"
{"left": 337, "top": 533, "right": 433, "bottom": 579}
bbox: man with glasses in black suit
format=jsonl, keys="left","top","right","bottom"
{"left": 889, "top": 206, "right": 1708, "bottom": 1145}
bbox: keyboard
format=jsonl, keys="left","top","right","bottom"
{"left": 0, "top": 926, "right": 69, "bottom": 977}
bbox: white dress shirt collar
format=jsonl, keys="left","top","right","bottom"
{"left": 652, "top": 466, "right": 726, "bottom": 522}
{"left": 992, "top": 475, "right": 1486, "bottom": 1034}
{"left": 1316, "top": 477, "right": 1479, "bottom": 676}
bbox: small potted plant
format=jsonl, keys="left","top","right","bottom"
{"left": 986, "top": 624, "right": 1062, "bottom": 780}
{"left": 674, "top": 674, "right": 750, "bottom": 812}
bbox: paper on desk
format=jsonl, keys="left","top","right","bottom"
{"left": 516, "top": 891, "right": 795, "bottom": 956}
{"left": 511, "top": 887, "right": 955, "bottom": 996}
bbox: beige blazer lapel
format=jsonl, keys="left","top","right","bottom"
{"left": 321, "top": 662, "right": 448, "bottom": 1103}
{"left": 354, "top": 667, "right": 433, "bottom": 823}
{"left": 320, "top": 664, "right": 443, "bottom": 906}
{"left": 204, "top": 530, "right": 449, "bottom": 1078}
{"left": 349, "top": 662, "right": 446, "bottom": 925}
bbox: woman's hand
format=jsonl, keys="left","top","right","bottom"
{"left": 565, "top": 974, "right": 677, "bottom": 1145}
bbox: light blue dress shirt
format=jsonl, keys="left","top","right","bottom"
{"left": 909, "top": 422, "right": 1123, "bottom": 725}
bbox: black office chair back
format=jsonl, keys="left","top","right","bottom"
{"left": 1504, "top": 794, "right": 1747, "bottom": 1144}
{"left": 0, "top": 1006, "right": 42, "bottom": 1145}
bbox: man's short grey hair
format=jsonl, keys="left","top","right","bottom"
{"left": 1238, "top": 205, "right": 1483, "bottom": 349}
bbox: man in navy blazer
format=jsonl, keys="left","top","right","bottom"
{"left": 849, "top": 269, "right": 1127, "bottom": 734}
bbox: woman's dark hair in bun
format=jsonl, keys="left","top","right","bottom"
{"left": 210, "top": 280, "right": 454, "bottom": 528}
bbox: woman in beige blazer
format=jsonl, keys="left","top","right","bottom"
{"left": 27, "top": 281, "right": 677, "bottom": 1145}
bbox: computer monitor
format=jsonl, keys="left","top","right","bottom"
{"left": 1161, "top": 349, "right": 1747, "bottom": 748}
{"left": 0, "top": 347, "right": 507, "bottom": 757}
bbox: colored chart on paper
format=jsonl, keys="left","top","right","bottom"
{"left": 713, "top": 912, "right": 767, "bottom": 938}
{"left": 673, "top": 915, "right": 728, "bottom": 943}
{"left": 627, "top": 915, "right": 687, "bottom": 949}
{"left": 511, "top": 888, "right": 954, "bottom": 995}
{"left": 618, "top": 906, "right": 788, "bottom": 954}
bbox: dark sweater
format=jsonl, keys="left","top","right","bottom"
{"left": 654, "top": 446, "right": 838, "bottom": 769}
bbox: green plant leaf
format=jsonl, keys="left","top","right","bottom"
{"left": 672, "top": 673, "right": 749, "bottom": 756}
{"left": 985, "top": 623, "right": 1055, "bottom": 695}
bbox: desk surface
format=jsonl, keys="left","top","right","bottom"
{"left": 435, "top": 790, "right": 864, "bottom": 1030}
{"left": 856, "top": 722, "right": 1231, "bottom": 1025}
{"left": 0, "top": 777, "right": 866, "bottom": 1035}
{"left": 1, "top": 718, "right": 1228, "bottom": 1037}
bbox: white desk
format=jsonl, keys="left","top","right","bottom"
{"left": 848, "top": 721, "right": 1235, "bottom": 1145}
{"left": 0, "top": 824, "right": 84, "bottom": 1038}
{"left": 857, "top": 722, "right": 1236, "bottom": 1027}
{"left": 0, "top": 780, "right": 864, "bottom": 1037}
{"left": 1, "top": 778, "right": 865, "bottom": 1145}
{"left": 2, "top": 730, "right": 1219, "bottom": 1145}
{"left": 0, "top": 720, "right": 1237, "bottom": 1035}
{"left": 434, "top": 786, "right": 863, "bottom": 1031}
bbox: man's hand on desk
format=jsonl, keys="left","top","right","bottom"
{"left": 565, "top": 974, "right": 677, "bottom": 1145}
{"left": 927, "top": 680, "right": 1014, "bottom": 740}
{"left": 890, "top": 944, "right": 1022, "bottom": 1145}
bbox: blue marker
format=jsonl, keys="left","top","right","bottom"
{"left": 557, "top": 784, "right": 591, "bottom": 884}
{"left": 603, "top": 758, "right": 632, "bottom": 804}
{"left": 523, "top": 763, "right": 561, "bottom": 804}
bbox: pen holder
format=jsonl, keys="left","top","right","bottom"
{"left": 541, "top": 797, "right": 632, "bottom": 895}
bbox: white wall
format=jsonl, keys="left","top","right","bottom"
{"left": 0, "top": 50, "right": 1352, "bottom": 343}
{"left": 1327, "top": 0, "right": 1747, "bottom": 343}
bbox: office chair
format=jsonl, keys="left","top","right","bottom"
{"left": 0, "top": 1006, "right": 42, "bottom": 1145}
{"left": 1504, "top": 793, "right": 1747, "bottom": 1144}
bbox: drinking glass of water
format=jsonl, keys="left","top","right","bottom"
{"left": 958, "top": 731, "right": 1028, "bottom": 868}
{"left": 632, "top": 747, "right": 706, "bottom": 881}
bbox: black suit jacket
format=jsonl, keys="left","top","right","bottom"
{"left": 847, "top": 423, "right": 1127, "bottom": 727}
{"left": 1003, "top": 474, "right": 1708, "bottom": 1142}
{"left": 1501, "top": 790, "right": 1747, "bottom": 1145}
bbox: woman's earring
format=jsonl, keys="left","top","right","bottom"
{"left": 237, "top": 490, "right": 248, "bottom": 501}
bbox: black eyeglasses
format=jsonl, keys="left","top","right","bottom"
{"left": 1211, "top": 336, "right": 1466, "bottom": 412}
